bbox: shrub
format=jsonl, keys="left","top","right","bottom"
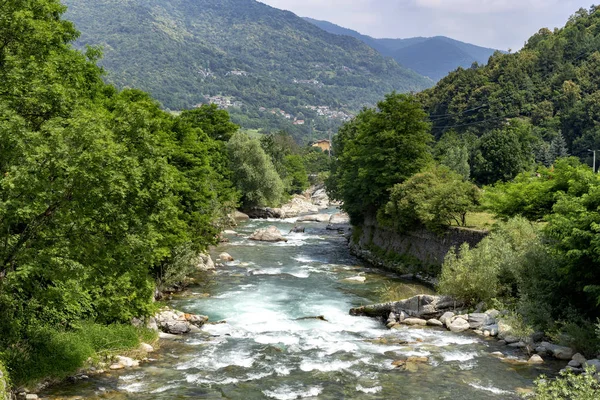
{"left": 382, "top": 165, "right": 480, "bottom": 233}
{"left": 1, "top": 323, "right": 155, "bottom": 386}
{"left": 438, "top": 217, "right": 539, "bottom": 305}
{"left": 529, "top": 366, "right": 600, "bottom": 399}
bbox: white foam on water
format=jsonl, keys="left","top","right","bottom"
{"left": 287, "top": 270, "right": 310, "bottom": 278}
{"left": 177, "top": 350, "right": 257, "bottom": 371}
{"left": 187, "top": 374, "right": 240, "bottom": 385}
{"left": 263, "top": 385, "right": 323, "bottom": 400}
{"left": 401, "top": 350, "right": 432, "bottom": 357}
{"left": 299, "top": 359, "right": 358, "bottom": 372}
{"left": 118, "top": 382, "right": 145, "bottom": 393}
{"left": 255, "top": 334, "right": 300, "bottom": 346}
{"left": 442, "top": 351, "right": 478, "bottom": 362}
{"left": 469, "top": 383, "right": 513, "bottom": 395}
{"left": 250, "top": 268, "right": 283, "bottom": 276}
{"left": 293, "top": 255, "right": 317, "bottom": 263}
{"left": 149, "top": 384, "right": 180, "bottom": 394}
{"left": 356, "top": 385, "right": 383, "bottom": 394}
{"left": 274, "top": 365, "right": 293, "bottom": 376}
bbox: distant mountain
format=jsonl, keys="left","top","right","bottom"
{"left": 62, "top": 0, "right": 433, "bottom": 142}
{"left": 304, "top": 18, "right": 499, "bottom": 82}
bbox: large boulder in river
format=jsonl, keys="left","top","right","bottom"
{"left": 350, "top": 295, "right": 464, "bottom": 320}
{"left": 311, "top": 188, "right": 330, "bottom": 208}
{"left": 245, "top": 207, "right": 284, "bottom": 219}
{"left": 249, "top": 226, "right": 288, "bottom": 242}
{"left": 196, "top": 253, "right": 215, "bottom": 271}
{"left": 327, "top": 212, "right": 351, "bottom": 230}
{"left": 297, "top": 214, "right": 331, "bottom": 223}
{"left": 155, "top": 308, "right": 208, "bottom": 335}
{"left": 280, "top": 195, "right": 319, "bottom": 217}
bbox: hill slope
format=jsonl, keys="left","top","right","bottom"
{"left": 419, "top": 6, "right": 600, "bottom": 162}
{"left": 304, "top": 18, "right": 498, "bottom": 81}
{"left": 62, "top": 0, "right": 432, "bottom": 142}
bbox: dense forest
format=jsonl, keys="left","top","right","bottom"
{"left": 419, "top": 6, "right": 600, "bottom": 178}
{"left": 328, "top": 9, "right": 600, "bottom": 394}
{"left": 61, "top": 0, "right": 432, "bottom": 142}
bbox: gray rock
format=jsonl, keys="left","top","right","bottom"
{"left": 485, "top": 309, "right": 501, "bottom": 319}
{"left": 528, "top": 355, "right": 544, "bottom": 364}
{"left": 427, "top": 319, "right": 444, "bottom": 327}
{"left": 329, "top": 213, "right": 350, "bottom": 225}
{"left": 584, "top": 359, "right": 600, "bottom": 371}
{"left": 448, "top": 318, "right": 471, "bottom": 333}
{"left": 568, "top": 359, "right": 582, "bottom": 368}
{"left": 249, "top": 226, "right": 288, "bottom": 242}
{"left": 349, "top": 295, "right": 464, "bottom": 320}
{"left": 508, "top": 341, "right": 527, "bottom": 349}
{"left": 535, "top": 346, "right": 549, "bottom": 356}
{"left": 572, "top": 353, "right": 587, "bottom": 365}
{"left": 280, "top": 195, "right": 319, "bottom": 217}
{"left": 403, "top": 318, "right": 428, "bottom": 326}
{"left": 439, "top": 312, "right": 455, "bottom": 326}
{"left": 497, "top": 320, "right": 513, "bottom": 340}
{"left": 498, "top": 340, "right": 507, "bottom": 346}
{"left": 482, "top": 324, "right": 499, "bottom": 337}
{"left": 25, "top": 395, "right": 39, "bottom": 400}
{"left": 468, "top": 313, "right": 493, "bottom": 329}
{"left": 541, "top": 342, "right": 575, "bottom": 360}
{"left": 296, "top": 214, "right": 331, "bottom": 223}
{"left": 289, "top": 226, "right": 305, "bottom": 233}
{"left": 219, "top": 252, "right": 234, "bottom": 262}
{"left": 504, "top": 336, "right": 520, "bottom": 344}
{"left": 233, "top": 211, "right": 250, "bottom": 221}
{"left": 154, "top": 308, "right": 208, "bottom": 335}
{"left": 196, "top": 253, "right": 215, "bottom": 271}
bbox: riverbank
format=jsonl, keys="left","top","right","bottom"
{"left": 40, "top": 212, "right": 563, "bottom": 399}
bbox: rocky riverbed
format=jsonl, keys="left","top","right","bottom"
{"left": 41, "top": 209, "right": 563, "bottom": 399}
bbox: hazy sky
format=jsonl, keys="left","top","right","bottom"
{"left": 259, "top": 0, "right": 591, "bottom": 50}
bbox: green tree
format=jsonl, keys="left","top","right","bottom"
{"left": 472, "top": 120, "right": 536, "bottom": 185}
{"left": 382, "top": 165, "right": 480, "bottom": 233}
{"left": 328, "top": 93, "right": 433, "bottom": 223}
{"left": 227, "top": 132, "right": 284, "bottom": 207}
{"left": 282, "top": 154, "right": 309, "bottom": 194}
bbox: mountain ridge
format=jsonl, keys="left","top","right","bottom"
{"left": 303, "top": 17, "right": 499, "bottom": 81}
{"left": 62, "top": 0, "right": 433, "bottom": 142}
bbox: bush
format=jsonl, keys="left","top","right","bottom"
{"left": 438, "top": 217, "right": 539, "bottom": 305}
{"left": 382, "top": 165, "right": 480, "bottom": 233}
{"left": 529, "top": 366, "right": 600, "bottom": 399}
{"left": 1, "top": 323, "right": 156, "bottom": 386}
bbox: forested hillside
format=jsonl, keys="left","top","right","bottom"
{"left": 305, "top": 18, "right": 498, "bottom": 82}
{"left": 420, "top": 6, "right": 600, "bottom": 173}
{"left": 62, "top": 0, "right": 432, "bottom": 142}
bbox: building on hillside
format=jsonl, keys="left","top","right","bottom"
{"left": 312, "top": 139, "right": 331, "bottom": 152}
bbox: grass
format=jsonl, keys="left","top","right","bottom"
{"left": 1, "top": 323, "right": 158, "bottom": 388}
{"left": 450, "top": 212, "right": 496, "bottom": 230}
{"left": 240, "top": 128, "right": 263, "bottom": 139}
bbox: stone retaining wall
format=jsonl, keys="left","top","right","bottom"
{"left": 350, "top": 214, "right": 488, "bottom": 275}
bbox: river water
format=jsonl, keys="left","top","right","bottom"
{"left": 44, "top": 209, "right": 561, "bottom": 399}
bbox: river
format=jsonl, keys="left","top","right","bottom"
{"left": 43, "top": 209, "right": 561, "bottom": 399}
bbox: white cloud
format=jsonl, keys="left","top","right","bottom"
{"left": 259, "top": 0, "right": 590, "bottom": 50}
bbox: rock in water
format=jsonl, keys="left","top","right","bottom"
{"left": 296, "top": 214, "right": 331, "bottom": 223}
{"left": 219, "top": 252, "right": 234, "bottom": 262}
{"left": 197, "top": 253, "right": 215, "bottom": 271}
{"left": 154, "top": 308, "right": 209, "bottom": 335}
{"left": 249, "top": 226, "right": 288, "bottom": 242}
{"left": 448, "top": 317, "right": 471, "bottom": 333}
{"left": 528, "top": 355, "right": 544, "bottom": 364}
{"left": 350, "top": 295, "right": 464, "bottom": 320}
{"left": 289, "top": 226, "right": 305, "bottom": 233}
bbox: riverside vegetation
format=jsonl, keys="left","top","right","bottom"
{"left": 327, "top": 7, "right": 600, "bottom": 398}
{"left": 0, "top": 0, "right": 330, "bottom": 391}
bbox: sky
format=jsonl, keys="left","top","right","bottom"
{"left": 259, "top": 0, "right": 591, "bottom": 50}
